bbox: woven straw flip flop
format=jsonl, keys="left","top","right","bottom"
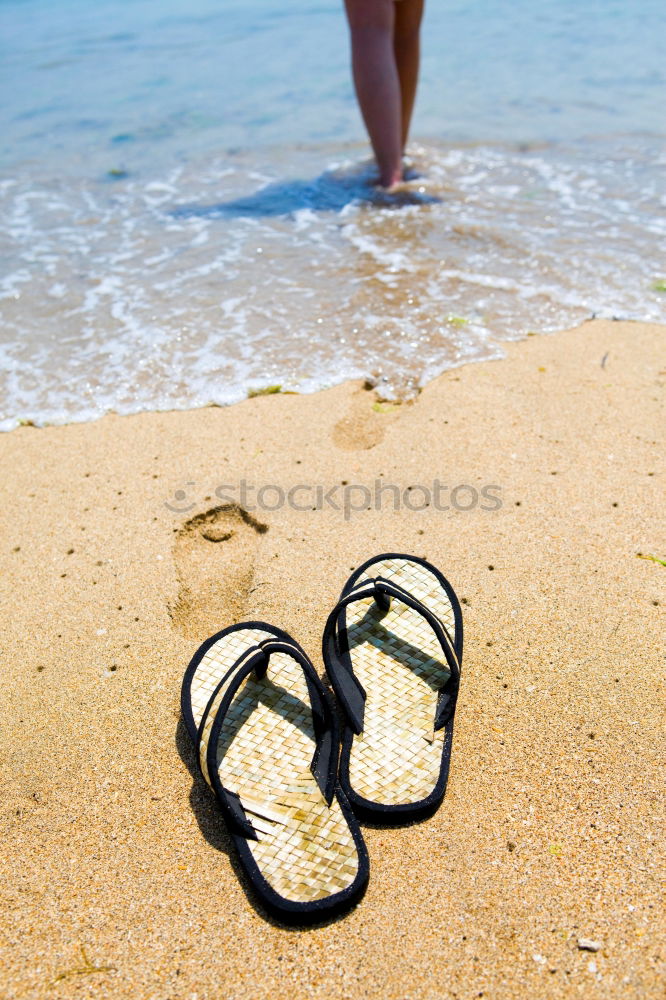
{"left": 181, "top": 622, "right": 369, "bottom": 923}
{"left": 322, "top": 554, "right": 463, "bottom": 822}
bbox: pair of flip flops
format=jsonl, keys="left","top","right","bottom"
{"left": 181, "top": 553, "right": 463, "bottom": 923}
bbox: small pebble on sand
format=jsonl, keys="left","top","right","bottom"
{"left": 577, "top": 938, "right": 602, "bottom": 952}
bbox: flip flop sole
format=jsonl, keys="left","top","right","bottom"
{"left": 182, "top": 623, "right": 368, "bottom": 921}
{"left": 208, "top": 649, "right": 362, "bottom": 905}
{"left": 337, "top": 554, "right": 462, "bottom": 818}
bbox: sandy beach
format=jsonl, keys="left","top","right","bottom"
{"left": 1, "top": 318, "right": 664, "bottom": 999}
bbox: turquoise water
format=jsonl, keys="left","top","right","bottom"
{"left": 4, "top": 0, "right": 665, "bottom": 169}
{"left": 1, "top": 0, "right": 665, "bottom": 427}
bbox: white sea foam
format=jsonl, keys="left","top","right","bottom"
{"left": 0, "top": 138, "right": 664, "bottom": 429}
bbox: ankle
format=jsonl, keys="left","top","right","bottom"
{"left": 379, "top": 166, "right": 403, "bottom": 189}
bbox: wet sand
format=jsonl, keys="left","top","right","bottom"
{"left": 1, "top": 319, "right": 664, "bottom": 999}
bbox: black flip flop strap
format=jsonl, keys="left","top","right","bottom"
{"left": 323, "top": 576, "right": 460, "bottom": 735}
{"left": 195, "top": 640, "right": 275, "bottom": 764}
{"left": 202, "top": 640, "right": 338, "bottom": 841}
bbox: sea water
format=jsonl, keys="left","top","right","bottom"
{"left": 1, "top": 0, "right": 665, "bottom": 428}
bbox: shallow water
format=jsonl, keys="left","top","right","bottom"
{"left": 1, "top": 0, "right": 665, "bottom": 428}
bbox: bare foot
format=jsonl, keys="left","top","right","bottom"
{"left": 378, "top": 168, "right": 404, "bottom": 191}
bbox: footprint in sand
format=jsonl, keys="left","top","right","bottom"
{"left": 332, "top": 385, "right": 401, "bottom": 451}
{"left": 170, "top": 504, "right": 268, "bottom": 640}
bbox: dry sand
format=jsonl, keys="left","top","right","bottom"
{"left": 1, "top": 319, "right": 664, "bottom": 999}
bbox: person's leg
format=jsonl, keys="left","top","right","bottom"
{"left": 393, "top": 0, "right": 424, "bottom": 150}
{"left": 344, "top": 0, "right": 403, "bottom": 187}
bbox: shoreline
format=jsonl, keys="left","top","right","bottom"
{"left": 1, "top": 316, "right": 660, "bottom": 436}
{"left": 1, "top": 318, "right": 664, "bottom": 999}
